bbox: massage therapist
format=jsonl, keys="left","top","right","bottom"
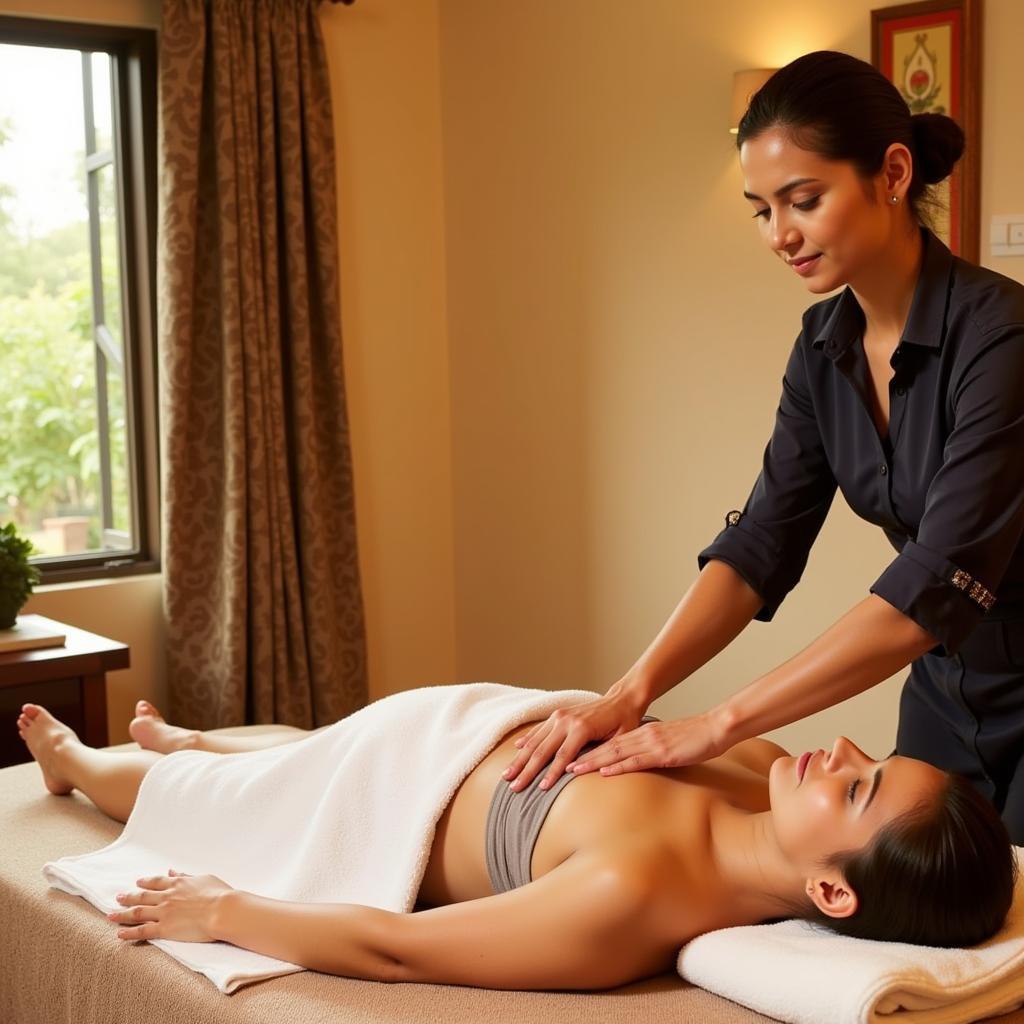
{"left": 504, "top": 51, "right": 1024, "bottom": 843}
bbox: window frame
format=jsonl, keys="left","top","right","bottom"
{"left": 0, "top": 16, "right": 159, "bottom": 584}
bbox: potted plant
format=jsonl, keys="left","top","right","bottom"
{"left": 0, "top": 522, "right": 41, "bottom": 630}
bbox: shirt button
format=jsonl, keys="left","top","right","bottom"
{"left": 880, "top": 464, "right": 888, "bottom": 476}
{"left": 895, "top": 386, "right": 906, "bottom": 396}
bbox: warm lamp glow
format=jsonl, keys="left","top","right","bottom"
{"left": 729, "top": 68, "right": 777, "bottom": 134}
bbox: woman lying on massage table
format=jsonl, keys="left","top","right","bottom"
{"left": 17, "top": 693, "right": 1015, "bottom": 991}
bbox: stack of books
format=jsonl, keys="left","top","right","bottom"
{"left": 0, "top": 615, "right": 67, "bottom": 655}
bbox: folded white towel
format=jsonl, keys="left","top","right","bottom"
{"left": 44, "top": 682, "right": 596, "bottom": 994}
{"left": 678, "top": 846, "right": 1024, "bottom": 1024}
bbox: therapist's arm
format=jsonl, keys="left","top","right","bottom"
{"left": 615, "top": 559, "right": 765, "bottom": 706}
{"left": 714, "top": 593, "right": 936, "bottom": 747}
{"left": 505, "top": 559, "right": 764, "bottom": 789}
{"left": 574, "top": 593, "right": 936, "bottom": 776}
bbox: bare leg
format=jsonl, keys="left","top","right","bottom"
{"left": 17, "top": 704, "right": 160, "bottom": 823}
{"left": 129, "top": 700, "right": 325, "bottom": 755}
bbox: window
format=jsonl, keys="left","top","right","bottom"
{"left": 0, "top": 17, "right": 158, "bottom": 581}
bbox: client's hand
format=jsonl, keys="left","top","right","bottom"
{"left": 567, "top": 712, "right": 723, "bottom": 776}
{"left": 502, "top": 687, "right": 645, "bottom": 791}
{"left": 108, "top": 869, "right": 233, "bottom": 942}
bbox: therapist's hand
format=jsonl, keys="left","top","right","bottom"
{"left": 568, "top": 711, "right": 725, "bottom": 777}
{"left": 502, "top": 687, "right": 645, "bottom": 791}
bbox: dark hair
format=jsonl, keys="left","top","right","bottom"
{"left": 802, "top": 773, "right": 1016, "bottom": 947}
{"left": 736, "top": 50, "right": 965, "bottom": 230}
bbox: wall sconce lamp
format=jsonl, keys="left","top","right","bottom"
{"left": 730, "top": 69, "right": 777, "bottom": 134}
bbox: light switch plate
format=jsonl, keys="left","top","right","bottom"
{"left": 991, "top": 215, "right": 1024, "bottom": 256}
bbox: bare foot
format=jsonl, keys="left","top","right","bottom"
{"left": 128, "top": 699, "right": 198, "bottom": 754}
{"left": 17, "top": 704, "right": 77, "bottom": 795}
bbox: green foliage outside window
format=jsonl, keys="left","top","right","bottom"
{"left": 0, "top": 115, "right": 128, "bottom": 551}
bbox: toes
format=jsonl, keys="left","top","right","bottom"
{"left": 21, "top": 704, "right": 41, "bottom": 721}
{"left": 135, "top": 700, "right": 161, "bottom": 720}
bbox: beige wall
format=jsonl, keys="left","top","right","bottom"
{"left": 319, "top": 1, "right": 457, "bottom": 700}
{"left": 981, "top": 0, "right": 1024, "bottom": 281}
{"left": 437, "top": 0, "right": 1024, "bottom": 757}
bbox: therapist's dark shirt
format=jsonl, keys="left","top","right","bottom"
{"left": 698, "top": 228, "right": 1024, "bottom": 656}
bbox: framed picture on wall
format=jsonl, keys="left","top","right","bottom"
{"left": 871, "top": 0, "right": 982, "bottom": 263}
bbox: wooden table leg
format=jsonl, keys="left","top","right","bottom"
{"left": 81, "top": 672, "right": 109, "bottom": 747}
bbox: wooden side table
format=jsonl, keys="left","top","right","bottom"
{"left": 0, "top": 615, "right": 130, "bottom": 769}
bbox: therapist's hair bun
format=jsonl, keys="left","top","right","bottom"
{"left": 911, "top": 113, "right": 966, "bottom": 185}
{"left": 736, "top": 51, "right": 966, "bottom": 229}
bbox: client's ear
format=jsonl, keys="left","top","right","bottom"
{"left": 805, "top": 874, "right": 858, "bottom": 919}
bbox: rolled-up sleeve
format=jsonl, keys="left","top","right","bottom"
{"left": 698, "top": 335, "right": 837, "bottom": 620}
{"left": 871, "top": 324, "right": 1024, "bottom": 654}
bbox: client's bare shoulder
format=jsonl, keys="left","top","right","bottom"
{"left": 718, "top": 737, "right": 788, "bottom": 777}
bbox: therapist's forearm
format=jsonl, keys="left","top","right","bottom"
{"left": 612, "top": 560, "right": 764, "bottom": 711}
{"left": 710, "top": 594, "right": 937, "bottom": 750}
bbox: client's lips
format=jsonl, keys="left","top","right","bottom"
{"left": 797, "top": 750, "right": 812, "bottom": 782}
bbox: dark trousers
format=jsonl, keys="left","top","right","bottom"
{"left": 896, "top": 614, "right": 1024, "bottom": 844}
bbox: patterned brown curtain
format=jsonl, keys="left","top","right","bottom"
{"left": 158, "top": 0, "right": 367, "bottom": 729}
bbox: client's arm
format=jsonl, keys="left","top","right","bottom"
{"left": 111, "top": 846, "right": 680, "bottom": 990}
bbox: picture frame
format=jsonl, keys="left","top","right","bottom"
{"left": 871, "top": 0, "right": 982, "bottom": 263}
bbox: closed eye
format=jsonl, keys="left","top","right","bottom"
{"left": 848, "top": 778, "right": 861, "bottom": 802}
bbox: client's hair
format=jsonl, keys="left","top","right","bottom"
{"left": 808, "top": 773, "right": 1016, "bottom": 947}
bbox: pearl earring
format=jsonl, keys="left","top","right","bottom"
{"left": 890, "top": 195, "right": 900, "bottom": 204}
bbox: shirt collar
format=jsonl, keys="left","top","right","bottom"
{"left": 811, "top": 228, "right": 954, "bottom": 361}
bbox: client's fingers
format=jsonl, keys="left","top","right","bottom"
{"left": 135, "top": 875, "right": 175, "bottom": 890}
{"left": 108, "top": 904, "right": 159, "bottom": 925}
{"left": 116, "top": 890, "right": 161, "bottom": 907}
{"left": 113, "top": 921, "right": 158, "bottom": 941}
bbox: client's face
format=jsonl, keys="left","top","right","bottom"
{"left": 768, "top": 736, "right": 947, "bottom": 868}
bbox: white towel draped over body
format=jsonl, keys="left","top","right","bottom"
{"left": 678, "top": 846, "right": 1024, "bottom": 1024}
{"left": 43, "top": 683, "right": 597, "bottom": 994}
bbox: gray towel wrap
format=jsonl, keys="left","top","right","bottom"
{"left": 484, "top": 717, "right": 659, "bottom": 894}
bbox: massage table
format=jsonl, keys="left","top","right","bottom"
{"left": 3, "top": 726, "right": 1024, "bottom": 1024}
{"left": 0, "top": 725, "right": 772, "bottom": 1024}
